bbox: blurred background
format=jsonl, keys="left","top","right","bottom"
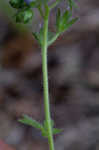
{"left": 1, "top": 0, "right": 99, "bottom": 150}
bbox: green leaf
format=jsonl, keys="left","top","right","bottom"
{"left": 56, "top": 8, "right": 61, "bottom": 32}
{"left": 32, "top": 28, "right": 44, "bottom": 46}
{"left": 19, "top": 115, "right": 43, "bottom": 130}
{"left": 9, "top": 0, "right": 24, "bottom": 9}
{"left": 56, "top": 9, "right": 74, "bottom": 33}
{"left": 39, "top": 28, "right": 44, "bottom": 45}
{"left": 59, "top": 10, "right": 72, "bottom": 32}
{"left": 48, "top": 31, "right": 55, "bottom": 44}
{"left": 41, "top": 128, "right": 48, "bottom": 137}
{"left": 40, "top": 120, "right": 62, "bottom": 137}
{"left": 48, "top": 31, "right": 55, "bottom": 41}
{"left": 62, "top": 17, "right": 78, "bottom": 32}
{"left": 16, "top": 8, "right": 33, "bottom": 23}
{"left": 52, "top": 128, "right": 63, "bottom": 135}
{"left": 48, "top": 33, "right": 59, "bottom": 46}
{"left": 32, "top": 32, "right": 39, "bottom": 42}
{"left": 41, "top": 127, "right": 62, "bottom": 137}
{"left": 62, "top": 10, "right": 72, "bottom": 25}
{"left": 40, "top": 121, "right": 48, "bottom": 138}
{"left": 68, "top": 0, "right": 79, "bottom": 10}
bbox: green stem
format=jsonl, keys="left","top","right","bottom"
{"left": 41, "top": 6, "right": 55, "bottom": 150}
{"left": 37, "top": 4, "right": 44, "bottom": 18}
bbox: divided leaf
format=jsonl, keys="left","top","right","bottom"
{"left": 68, "top": 0, "right": 78, "bottom": 10}
{"left": 19, "top": 116, "right": 62, "bottom": 138}
{"left": 41, "top": 120, "right": 62, "bottom": 138}
{"left": 33, "top": 30, "right": 57, "bottom": 47}
{"left": 15, "top": 8, "right": 33, "bottom": 23}
{"left": 52, "top": 128, "right": 63, "bottom": 135}
{"left": 62, "top": 10, "right": 72, "bottom": 25}
{"left": 56, "top": 8, "right": 78, "bottom": 33}
{"left": 19, "top": 115, "right": 43, "bottom": 130}
{"left": 62, "top": 17, "right": 78, "bottom": 32}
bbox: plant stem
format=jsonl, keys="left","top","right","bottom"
{"left": 41, "top": 6, "right": 55, "bottom": 150}
{"left": 38, "top": 4, "right": 44, "bottom": 18}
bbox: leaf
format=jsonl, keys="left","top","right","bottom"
{"left": 68, "top": 0, "right": 75, "bottom": 10}
{"left": 32, "top": 28, "right": 44, "bottom": 46}
{"left": 68, "top": 0, "right": 78, "bottom": 10}
{"left": 19, "top": 115, "right": 43, "bottom": 130}
{"left": 9, "top": 0, "right": 24, "bottom": 9}
{"left": 41, "top": 128, "right": 48, "bottom": 137}
{"left": 56, "top": 9, "right": 76, "bottom": 33}
{"left": 41, "top": 120, "right": 62, "bottom": 137}
{"left": 23, "top": 9, "right": 33, "bottom": 23}
{"left": 56, "top": 8, "right": 61, "bottom": 32}
{"left": 62, "top": 10, "right": 72, "bottom": 25}
{"left": 68, "top": 0, "right": 80, "bottom": 10}
{"left": 41, "top": 121, "right": 48, "bottom": 138}
{"left": 47, "top": 31, "right": 57, "bottom": 46}
{"left": 62, "top": 17, "right": 78, "bottom": 32}
{"left": 39, "top": 28, "right": 44, "bottom": 45}
{"left": 48, "top": 31, "right": 55, "bottom": 41}
{"left": 32, "top": 32, "right": 39, "bottom": 42}
{"left": 41, "top": 119, "right": 55, "bottom": 137}
{"left": 52, "top": 128, "right": 63, "bottom": 135}
{"left": 59, "top": 10, "right": 73, "bottom": 32}
{"left": 15, "top": 8, "right": 33, "bottom": 24}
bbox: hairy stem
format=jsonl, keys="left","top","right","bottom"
{"left": 41, "top": 6, "right": 55, "bottom": 150}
